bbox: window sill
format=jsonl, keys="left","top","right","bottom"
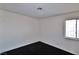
{"left": 64, "top": 37, "right": 79, "bottom": 41}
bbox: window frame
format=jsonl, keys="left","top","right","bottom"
{"left": 64, "top": 18, "right": 79, "bottom": 40}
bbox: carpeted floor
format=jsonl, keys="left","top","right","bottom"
{"left": 1, "top": 41, "right": 74, "bottom": 55}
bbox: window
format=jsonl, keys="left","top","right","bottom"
{"left": 65, "top": 19, "right": 79, "bottom": 40}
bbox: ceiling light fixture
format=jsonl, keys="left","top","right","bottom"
{"left": 37, "top": 7, "right": 43, "bottom": 10}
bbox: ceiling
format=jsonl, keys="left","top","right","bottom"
{"left": 0, "top": 3, "right": 79, "bottom": 18}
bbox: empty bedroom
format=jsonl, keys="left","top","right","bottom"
{"left": 0, "top": 3, "right": 79, "bottom": 55}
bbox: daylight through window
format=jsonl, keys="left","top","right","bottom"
{"left": 65, "top": 19, "right": 79, "bottom": 39}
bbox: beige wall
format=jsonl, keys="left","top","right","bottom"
{"left": 0, "top": 10, "right": 39, "bottom": 53}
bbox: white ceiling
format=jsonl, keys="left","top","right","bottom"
{"left": 0, "top": 3, "right": 79, "bottom": 18}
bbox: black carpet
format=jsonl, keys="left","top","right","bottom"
{"left": 1, "top": 41, "right": 74, "bottom": 55}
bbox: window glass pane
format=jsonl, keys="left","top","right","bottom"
{"left": 65, "top": 20, "right": 76, "bottom": 38}
{"left": 77, "top": 20, "right": 79, "bottom": 38}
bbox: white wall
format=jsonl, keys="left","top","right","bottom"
{"left": 40, "top": 12, "right": 79, "bottom": 54}
{"left": 0, "top": 10, "right": 39, "bottom": 53}
{"left": 1, "top": 9, "right": 79, "bottom": 55}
